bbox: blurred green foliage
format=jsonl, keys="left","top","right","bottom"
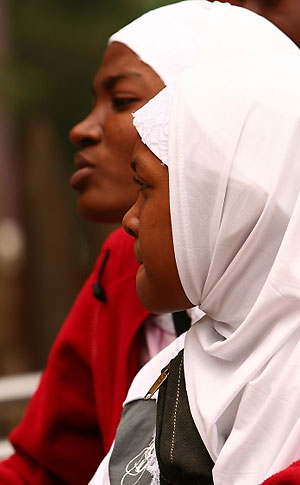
{"left": 0, "top": 59, "right": 47, "bottom": 112}
{"left": 3, "top": 0, "right": 181, "bottom": 166}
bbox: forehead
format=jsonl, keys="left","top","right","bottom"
{"left": 94, "top": 42, "right": 153, "bottom": 84}
{"left": 132, "top": 138, "right": 167, "bottom": 177}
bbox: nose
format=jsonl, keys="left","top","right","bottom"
{"left": 122, "top": 203, "right": 139, "bottom": 239}
{"left": 69, "top": 112, "right": 103, "bottom": 148}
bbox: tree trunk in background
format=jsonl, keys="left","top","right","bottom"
{"left": 21, "top": 118, "right": 88, "bottom": 367}
{"left": 0, "top": 0, "right": 31, "bottom": 374}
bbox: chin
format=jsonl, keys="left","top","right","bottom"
{"left": 136, "top": 273, "right": 170, "bottom": 314}
{"left": 136, "top": 268, "right": 192, "bottom": 314}
{"left": 77, "top": 196, "right": 125, "bottom": 224}
{"left": 137, "top": 294, "right": 165, "bottom": 314}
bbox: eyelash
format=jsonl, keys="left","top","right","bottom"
{"left": 113, "top": 97, "right": 139, "bottom": 111}
{"left": 133, "top": 177, "right": 149, "bottom": 191}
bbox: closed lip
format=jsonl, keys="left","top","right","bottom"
{"left": 74, "top": 152, "right": 95, "bottom": 170}
{"left": 70, "top": 153, "right": 96, "bottom": 189}
{"left": 134, "top": 243, "right": 143, "bottom": 264}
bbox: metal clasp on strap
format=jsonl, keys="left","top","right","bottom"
{"left": 144, "top": 363, "right": 170, "bottom": 400}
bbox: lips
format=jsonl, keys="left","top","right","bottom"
{"left": 134, "top": 243, "right": 143, "bottom": 264}
{"left": 70, "top": 153, "right": 95, "bottom": 189}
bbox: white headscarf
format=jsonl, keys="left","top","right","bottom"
{"left": 109, "top": 0, "right": 296, "bottom": 85}
{"left": 133, "top": 13, "right": 300, "bottom": 485}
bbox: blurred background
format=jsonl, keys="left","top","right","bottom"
{"left": 0, "top": 0, "right": 179, "bottom": 443}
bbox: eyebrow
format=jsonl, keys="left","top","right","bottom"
{"left": 91, "top": 72, "right": 143, "bottom": 96}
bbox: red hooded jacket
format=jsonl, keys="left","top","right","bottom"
{"left": 0, "top": 228, "right": 149, "bottom": 484}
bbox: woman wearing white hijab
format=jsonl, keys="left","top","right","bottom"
{"left": 117, "top": 10, "right": 300, "bottom": 485}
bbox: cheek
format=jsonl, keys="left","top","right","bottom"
{"left": 136, "top": 209, "right": 192, "bottom": 312}
{"left": 95, "top": 119, "right": 138, "bottom": 185}
{"left": 107, "top": 114, "right": 138, "bottom": 158}
{"left": 136, "top": 217, "right": 178, "bottom": 312}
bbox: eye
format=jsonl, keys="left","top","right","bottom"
{"left": 112, "top": 96, "right": 139, "bottom": 111}
{"left": 133, "top": 176, "right": 149, "bottom": 191}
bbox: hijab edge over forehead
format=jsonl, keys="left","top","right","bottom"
{"left": 108, "top": 0, "right": 228, "bottom": 84}
{"left": 108, "top": 0, "right": 297, "bottom": 86}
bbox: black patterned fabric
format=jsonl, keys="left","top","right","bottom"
{"left": 156, "top": 350, "right": 214, "bottom": 484}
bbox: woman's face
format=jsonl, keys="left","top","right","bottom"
{"left": 123, "top": 138, "right": 192, "bottom": 313}
{"left": 69, "top": 42, "right": 164, "bottom": 223}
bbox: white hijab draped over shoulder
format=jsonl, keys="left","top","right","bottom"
{"left": 133, "top": 9, "right": 300, "bottom": 485}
